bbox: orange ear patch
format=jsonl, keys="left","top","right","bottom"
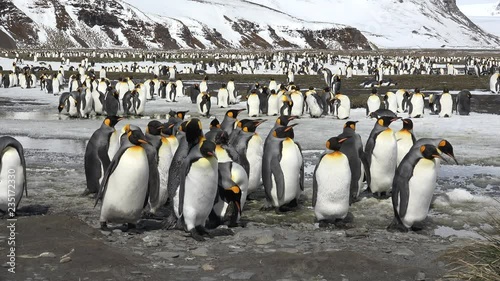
{"left": 420, "top": 145, "right": 426, "bottom": 154}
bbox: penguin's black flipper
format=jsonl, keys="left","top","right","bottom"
{"left": 270, "top": 156, "right": 286, "bottom": 201}
{"left": 0, "top": 137, "right": 28, "bottom": 197}
{"left": 392, "top": 155, "right": 417, "bottom": 223}
{"left": 296, "top": 141, "right": 305, "bottom": 191}
{"left": 312, "top": 154, "right": 326, "bottom": 208}
{"left": 364, "top": 134, "right": 376, "bottom": 168}
{"left": 143, "top": 143, "right": 160, "bottom": 209}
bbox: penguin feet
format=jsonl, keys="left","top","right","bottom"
{"left": 161, "top": 215, "right": 178, "bottom": 230}
{"left": 209, "top": 228, "right": 234, "bottom": 237}
{"left": 80, "top": 189, "right": 95, "bottom": 197}
{"left": 277, "top": 199, "right": 299, "bottom": 213}
{"left": 190, "top": 228, "right": 206, "bottom": 242}
{"left": 142, "top": 212, "right": 164, "bottom": 220}
{"left": 386, "top": 219, "right": 408, "bottom": 233}
{"left": 260, "top": 202, "right": 275, "bottom": 211}
{"left": 125, "top": 223, "right": 142, "bottom": 234}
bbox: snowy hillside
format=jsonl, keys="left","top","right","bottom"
{"left": 458, "top": 1, "right": 500, "bottom": 36}
{"left": 0, "top": 0, "right": 499, "bottom": 50}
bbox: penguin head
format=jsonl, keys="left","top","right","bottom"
{"left": 104, "top": 116, "right": 124, "bottom": 128}
{"left": 222, "top": 185, "right": 242, "bottom": 216}
{"left": 326, "top": 136, "right": 349, "bottom": 151}
{"left": 437, "top": 140, "right": 458, "bottom": 164}
{"left": 128, "top": 129, "right": 149, "bottom": 146}
{"left": 371, "top": 88, "right": 378, "bottom": 95}
{"left": 185, "top": 118, "right": 204, "bottom": 145}
{"left": 242, "top": 119, "right": 266, "bottom": 133}
{"left": 344, "top": 121, "right": 358, "bottom": 131}
{"left": 176, "top": 111, "right": 189, "bottom": 120}
{"left": 236, "top": 119, "right": 252, "bottom": 130}
{"left": 377, "top": 116, "right": 400, "bottom": 127}
{"left": 226, "top": 109, "right": 245, "bottom": 119}
{"left": 402, "top": 119, "right": 413, "bottom": 130}
{"left": 210, "top": 118, "right": 221, "bottom": 129}
{"left": 200, "top": 140, "right": 216, "bottom": 158}
{"left": 420, "top": 144, "right": 446, "bottom": 162}
{"left": 273, "top": 124, "right": 297, "bottom": 139}
{"left": 146, "top": 120, "right": 163, "bottom": 136}
{"left": 214, "top": 131, "right": 229, "bottom": 145}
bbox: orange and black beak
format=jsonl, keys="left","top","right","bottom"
{"left": 433, "top": 153, "right": 448, "bottom": 164}
{"left": 444, "top": 153, "right": 458, "bottom": 165}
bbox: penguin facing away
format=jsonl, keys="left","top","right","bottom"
{"left": 84, "top": 116, "right": 124, "bottom": 195}
{"left": 388, "top": 144, "right": 445, "bottom": 232}
{"left": 0, "top": 136, "right": 27, "bottom": 214}
{"left": 95, "top": 129, "right": 159, "bottom": 231}
{"left": 455, "top": 91, "right": 472, "bottom": 116}
{"left": 337, "top": 121, "right": 369, "bottom": 204}
{"left": 395, "top": 118, "right": 417, "bottom": 167}
{"left": 313, "top": 137, "right": 351, "bottom": 224}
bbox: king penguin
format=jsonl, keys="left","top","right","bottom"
{"left": 366, "top": 88, "right": 381, "bottom": 116}
{"left": 233, "top": 119, "right": 265, "bottom": 195}
{"left": 0, "top": 136, "right": 27, "bottom": 214}
{"left": 337, "top": 121, "right": 368, "bottom": 204}
{"left": 221, "top": 109, "right": 245, "bottom": 136}
{"left": 247, "top": 89, "right": 261, "bottom": 117}
{"left": 262, "top": 124, "right": 304, "bottom": 210}
{"left": 175, "top": 139, "right": 233, "bottom": 241}
{"left": 84, "top": 116, "right": 124, "bottom": 195}
{"left": 408, "top": 88, "right": 425, "bottom": 118}
{"left": 437, "top": 88, "right": 453, "bottom": 118}
{"left": 388, "top": 144, "right": 445, "bottom": 232}
{"left": 395, "top": 119, "right": 416, "bottom": 167}
{"left": 455, "top": 90, "right": 471, "bottom": 116}
{"left": 95, "top": 129, "right": 159, "bottom": 231}
{"left": 313, "top": 137, "right": 351, "bottom": 224}
{"left": 364, "top": 116, "right": 400, "bottom": 197}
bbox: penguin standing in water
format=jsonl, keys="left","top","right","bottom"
{"left": 455, "top": 90, "right": 472, "bottom": 116}
{"left": 437, "top": 88, "right": 453, "bottom": 118}
{"left": 364, "top": 116, "right": 399, "bottom": 197}
{"left": 366, "top": 88, "right": 381, "bottom": 116}
{"left": 490, "top": 72, "right": 499, "bottom": 94}
{"left": 388, "top": 144, "right": 445, "bottom": 232}
{"left": 313, "top": 137, "right": 351, "bottom": 224}
{"left": 0, "top": 136, "right": 27, "bottom": 214}
{"left": 337, "top": 121, "right": 368, "bottom": 204}
{"left": 84, "top": 116, "right": 124, "bottom": 195}
{"left": 247, "top": 89, "right": 261, "bottom": 117}
{"left": 408, "top": 88, "right": 425, "bottom": 118}
{"left": 396, "top": 119, "right": 416, "bottom": 167}
{"left": 262, "top": 124, "right": 304, "bottom": 211}
{"left": 95, "top": 129, "right": 159, "bottom": 231}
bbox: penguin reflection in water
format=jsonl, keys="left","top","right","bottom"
{"left": 388, "top": 144, "right": 446, "bottom": 232}
{"left": 95, "top": 130, "right": 159, "bottom": 232}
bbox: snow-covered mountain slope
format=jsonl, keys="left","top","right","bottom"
{"left": 458, "top": 1, "right": 500, "bottom": 37}
{"left": 0, "top": 0, "right": 499, "bottom": 50}
{"left": 458, "top": 1, "right": 500, "bottom": 16}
